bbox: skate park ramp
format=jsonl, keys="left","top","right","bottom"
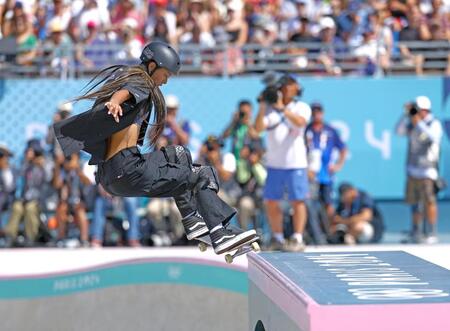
{"left": 0, "top": 248, "right": 249, "bottom": 331}
{"left": 248, "top": 245, "right": 450, "bottom": 331}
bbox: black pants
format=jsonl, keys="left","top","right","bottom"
{"left": 96, "top": 147, "right": 235, "bottom": 230}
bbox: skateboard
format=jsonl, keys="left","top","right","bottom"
{"left": 196, "top": 232, "right": 261, "bottom": 264}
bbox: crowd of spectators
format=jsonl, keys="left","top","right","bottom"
{"left": 1, "top": 0, "right": 449, "bottom": 76}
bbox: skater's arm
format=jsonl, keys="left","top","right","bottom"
{"left": 105, "top": 90, "right": 132, "bottom": 123}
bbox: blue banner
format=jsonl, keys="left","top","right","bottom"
{"left": 0, "top": 76, "right": 449, "bottom": 199}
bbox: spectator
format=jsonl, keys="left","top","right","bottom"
{"left": 329, "top": 182, "right": 384, "bottom": 245}
{"left": 52, "top": 153, "right": 91, "bottom": 247}
{"left": 41, "top": 19, "right": 73, "bottom": 77}
{"left": 10, "top": 13, "right": 37, "bottom": 66}
{"left": 208, "top": 0, "right": 246, "bottom": 75}
{"left": 0, "top": 145, "right": 15, "bottom": 221}
{"left": 152, "top": 16, "right": 170, "bottom": 43}
{"left": 77, "top": 0, "right": 111, "bottom": 39}
{"left": 32, "top": 4, "right": 47, "bottom": 41}
{"left": 179, "top": 16, "right": 215, "bottom": 47}
{"left": 305, "top": 102, "right": 347, "bottom": 222}
{"left": 395, "top": 96, "right": 443, "bottom": 244}
{"left": 46, "top": 0, "right": 72, "bottom": 32}
{"left": 111, "top": 0, "right": 142, "bottom": 31}
{"left": 221, "top": 99, "right": 259, "bottom": 161}
{"left": 91, "top": 185, "right": 141, "bottom": 247}
{"left": 426, "top": 0, "right": 450, "bottom": 39}
{"left": 115, "top": 18, "right": 144, "bottom": 62}
{"left": 78, "top": 20, "right": 112, "bottom": 69}
{"left": 254, "top": 74, "right": 311, "bottom": 251}
{"left": 145, "top": 0, "right": 177, "bottom": 44}
{"left": 3, "top": 139, "right": 46, "bottom": 247}
{"left": 1, "top": 1, "right": 27, "bottom": 38}
{"left": 353, "top": 27, "right": 388, "bottom": 75}
{"left": 288, "top": 16, "right": 317, "bottom": 70}
{"left": 235, "top": 140, "right": 266, "bottom": 230}
{"left": 316, "top": 16, "right": 343, "bottom": 76}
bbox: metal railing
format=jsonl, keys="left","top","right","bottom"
{"left": 0, "top": 40, "right": 448, "bottom": 78}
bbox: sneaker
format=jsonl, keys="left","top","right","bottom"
{"left": 283, "top": 237, "right": 306, "bottom": 252}
{"left": 268, "top": 237, "right": 285, "bottom": 251}
{"left": 425, "top": 235, "right": 439, "bottom": 244}
{"left": 210, "top": 227, "right": 257, "bottom": 255}
{"left": 182, "top": 211, "right": 209, "bottom": 240}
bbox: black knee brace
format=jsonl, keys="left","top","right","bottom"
{"left": 192, "top": 165, "right": 220, "bottom": 193}
{"left": 161, "top": 145, "right": 193, "bottom": 168}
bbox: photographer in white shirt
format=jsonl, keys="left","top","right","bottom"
{"left": 255, "top": 74, "right": 311, "bottom": 251}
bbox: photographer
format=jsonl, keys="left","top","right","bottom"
{"left": 0, "top": 145, "right": 16, "bottom": 222}
{"left": 3, "top": 140, "right": 46, "bottom": 247}
{"left": 395, "top": 96, "right": 443, "bottom": 244}
{"left": 46, "top": 101, "right": 73, "bottom": 157}
{"left": 197, "top": 135, "right": 238, "bottom": 207}
{"left": 222, "top": 99, "right": 259, "bottom": 161}
{"left": 235, "top": 140, "right": 267, "bottom": 230}
{"left": 329, "top": 183, "right": 384, "bottom": 245}
{"left": 254, "top": 74, "right": 311, "bottom": 251}
{"left": 52, "top": 153, "right": 91, "bottom": 247}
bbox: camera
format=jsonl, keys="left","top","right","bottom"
{"left": 260, "top": 86, "right": 280, "bottom": 104}
{"left": 405, "top": 102, "right": 419, "bottom": 117}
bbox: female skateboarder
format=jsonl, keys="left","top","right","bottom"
{"left": 53, "top": 41, "right": 256, "bottom": 254}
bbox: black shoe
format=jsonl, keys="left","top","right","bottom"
{"left": 182, "top": 211, "right": 209, "bottom": 240}
{"left": 210, "top": 227, "right": 257, "bottom": 254}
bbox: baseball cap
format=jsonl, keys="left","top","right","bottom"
{"left": 48, "top": 19, "right": 64, "bottom": 33}
{"left": 311, "top": 102, "right": 323, "bottom": 111}
{"left": 415, "top": 96, "right": 431, "bottom": 110}
{"left": 166, "top": 95, "right": 179, "bottom": 108}
{"left": 277, "top": 73, "right": 298, "bottom": 86}
{"left": 58, "top": 101, "right": 73, "bottom": 112}
{"left": 26, "top": 139, "right": 44, "bottom": 156}
{"left": 320, "top": 17, "right": 336, "bottom": 30}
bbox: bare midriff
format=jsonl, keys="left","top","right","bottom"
{"left": 105, "top": 123, "right": 140, "bottom": 160}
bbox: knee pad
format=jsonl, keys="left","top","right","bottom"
{"left": 161, "top": 145, "right": 193, "bottom": 168}
{"left": 192, "top": 165, "right": 220, "bottom": 193}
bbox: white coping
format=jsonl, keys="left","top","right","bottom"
{"left": 0, "top": 244, "right": 448, "bottom": 277}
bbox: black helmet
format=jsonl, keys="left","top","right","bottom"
{"left": 140, "top": 41, "right": 181, "bottom": 75}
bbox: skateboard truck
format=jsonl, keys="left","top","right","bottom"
{"left": 197, "top": 237, "right": 260, "bottom": 264}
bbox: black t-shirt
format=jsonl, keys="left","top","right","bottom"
{"left": 54, "top": 66, "right": 152, "bottom": 165}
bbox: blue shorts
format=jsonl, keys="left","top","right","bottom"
{"left": 263, "top": 168, "right": 309, "bottom": 201}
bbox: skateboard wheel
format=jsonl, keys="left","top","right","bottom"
{"left": 198, "top": 242, "right": 207, "bottom": 252}
{"left": 252, "top": 242, "right": 261, "bottom": 252}
{"left": 225, "top": 254, "right": 233, "bottom": 264}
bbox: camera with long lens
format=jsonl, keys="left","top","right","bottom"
{"left": 405, "top": 102, "right": 419, "bottom": 117}
{"left": 260, "top": 86, "right": 280, "bottom": 104}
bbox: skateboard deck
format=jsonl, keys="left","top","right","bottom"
{"left": 196, "top": 230, "right": 260, "bottom": 264}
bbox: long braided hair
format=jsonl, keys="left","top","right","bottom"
{"left": 74, "top": 64, "right": 166, "bottom": 146}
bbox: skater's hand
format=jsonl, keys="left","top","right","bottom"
{"left": 105, "top": 101, "right": 123, "bottom": 123}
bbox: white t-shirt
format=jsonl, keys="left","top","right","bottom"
{"left": 263, "top": 100, "right": 311, "bottom": 169}
{"left": 222, "top": 152, "right": 236, "bottom": 173}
